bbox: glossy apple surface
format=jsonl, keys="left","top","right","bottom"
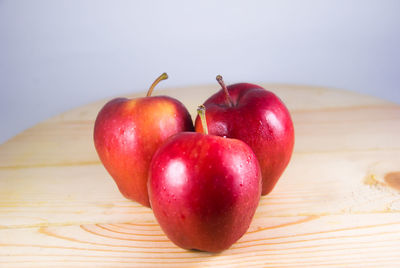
{"left": 148, "top": 132, "right": 261, "bottom": 252}
{"left": 94, "top": 74, "right": 194, "bottom": 207}
{"left": 195, "top": 81, "right": 294, "bottom": 195}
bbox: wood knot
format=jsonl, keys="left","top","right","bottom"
{"left": 384, "top": 172, "right": 400, "bottom": 191}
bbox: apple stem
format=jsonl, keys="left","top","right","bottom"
{"left": 216, "top": 75, "right": 234, "bottom": 107}
{"left": 146, "top": 72, "right": 169, "bottom": 97}
{"left": 197, "top": 105, "right": 208, "bottom": 135}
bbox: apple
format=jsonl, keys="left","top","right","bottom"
{"left": 94, "top": 73, "right": 194, "bottom": 207}
{"left": 195, "top": 75, "right": 294, "bottom": 195}
{"left": 148, "top": 105, "right": 261, "bottom": 252}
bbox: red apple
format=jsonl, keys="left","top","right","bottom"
{"left": 94, "top": 73, "right": 194, "bottom": 207}
{"left": 148, "top": 106, "right": 261, "bottom": 252}
{"left": 195, "top": 76, "right": 294, "bottom": 195}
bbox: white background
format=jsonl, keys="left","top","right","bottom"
{"left": 1, "top": 0, "right": 399, "bottom": 144}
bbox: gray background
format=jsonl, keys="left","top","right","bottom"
{"left": 1, "top": 0, "right": 399, "bottom": 144}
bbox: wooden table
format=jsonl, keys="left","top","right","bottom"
{"left": 1, "top": 84, "right": 400, "bottom": 267}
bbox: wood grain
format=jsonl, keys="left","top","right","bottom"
{"left": 1, "top": 84, "right": 400, "bottom": 267}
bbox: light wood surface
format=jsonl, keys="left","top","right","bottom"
{"left": 1, "top": 84, "right": 400, "bottom": 267}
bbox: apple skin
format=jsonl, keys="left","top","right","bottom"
{"left": 94, "top": 96, "right": 194, "bottom": 207}
{"left": 195, "top": 83, "right": 294, "bottom": 195}
{"left": 148, "top": 132, "right": 261, "bottom": 252}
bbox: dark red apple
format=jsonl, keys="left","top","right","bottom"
{"left": 195, "top": 76, "right": 294, "bottom": 195}
{"left": 94, "top": 73, "right": 194, "bottom": 207}
{"left": 148, "top": 106, "right": 261, "bottom": 252}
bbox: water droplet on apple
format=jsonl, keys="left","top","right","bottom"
{"left": 246, "top": 156, "right": 251, "bottom": 163}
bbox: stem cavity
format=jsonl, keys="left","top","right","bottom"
{"left": 197, "top": 105, "right": 208, "bottom": 135}
{"left": 216, "top": 75, "right": 234, "bottom": 107}
{"left": 146, "top": 72, "right": 169, "bottom": 97}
